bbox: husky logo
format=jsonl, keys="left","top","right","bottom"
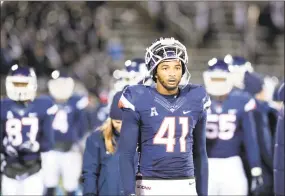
{"left": 150, "top": 107, "right": 158, "bottom": 116}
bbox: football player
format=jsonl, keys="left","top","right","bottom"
{"left": 274, "top": 82, "right": 284, "bottom": 196}
{"left": 0, "top": 65, "right": 57, "bottom": 195}
{"left": 109, "top": 58, "right": 152, "bottom": 103}
{"left": 42, "top": 70, "right": 89, "bottom": 196}
{"left": 226, "top": 55, "right": 277, "bottom": 195}
{"left": 203, "top": 58, "right": 263, "bottom": 195}
{"left": 88, "top": 91, "right": 109, "bottom": 130}
{"left": 118, "top": 37, "right": 210, "bottom": 196}
{"left": 243, "top": 71, "right": 277, "bottom": 195}
{"left": 114, "top": 58, "right": 151, "bottom": 89}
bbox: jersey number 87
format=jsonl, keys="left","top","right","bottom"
{"left": 5, "top": 117, "right": 39, "bottom": 146}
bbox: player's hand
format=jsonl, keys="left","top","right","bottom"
{"left": 5, "top": 145, "right": 18, "bottom": 157}
{"left": 19, "top": 141, "right": 40, "bottom": 153}
{"left": 250, "top": 167, "right": 263, "bottom": 195}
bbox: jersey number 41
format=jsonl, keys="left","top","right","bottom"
{"left": 153, "top": 117, "right": 189, "bottom": 152}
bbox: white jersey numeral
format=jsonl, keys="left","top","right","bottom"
{"left": 5, "top": 117, "right": 39, "bottom": 146}
{"left": 153, "top": 117, "right": 189, "bottom": 152}
{"left": 52, "top": 110, "right": 69, "bottom": 133}
{"left": 206, "top": 114, "right": 237, "bottom": 140}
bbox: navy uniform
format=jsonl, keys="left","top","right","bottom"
{"left": 109, "top": 58, "right": 152, "bottom": 109}
{"left": 274, "top": 83, "right": 284, "bottom": 196}
{"left": 90, "top": 102, "right": 109, "bottom": 129}
{"left": 42, "top": 70, "right": 89, "bottom": 195}
{"left": 0, "top": 65, "right": 57, "bottom": 195}
{"left": 203, "top": 59, "right": 262, "bottom": 195}
{"left": 119, "top": 84, "right": 210, "bottom": 196}
{"left": 119, "top": 37, "right": 209, "bottom": 196}
{"left": 82, "top": 91, "right": 125, "bottom": 196}
{"left": 244, "top": 71, "right": 276, "bottom": 195}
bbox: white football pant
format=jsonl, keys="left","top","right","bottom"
{"left": 41, "top": 150, "right": 82, "bottom": 192}
{"left": 136, "top": 178, "right": 197, "bottom": 195}
{"left": 1, "top": 170, "right": 44, "bottom": 195}
{"left": 208, "top": 156, "right": 248, "bottom": 195}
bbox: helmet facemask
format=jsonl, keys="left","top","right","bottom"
{"left": 203, "top": 70, "right": 234, "bottom": 96}
{"left": 6, "top": 75, "right": 37, "bottom": 101}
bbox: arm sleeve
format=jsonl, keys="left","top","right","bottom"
{"left": 118, "top": 108, "right": 140, "bottom": 196}
{"left": 255, "top": 110, "right": 273, "bottom": 169}
{"left": 242, "top": 110, "right": 262, "bottom": 169}
{"left": 82, "top": 135, "right": 101, "bottom": 195}
{"left": 193, "top": 111, "right": 209, "bottom": 196}
{"left": 76, "top": 96, "right": 89, "bottom": 139}
{"left": 76, "top": 109, "right": 89, "bottom": 140}
{"left": 40, "top": 104, "right": 57, "bottom": 152}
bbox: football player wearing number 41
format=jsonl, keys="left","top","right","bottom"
{"left": 0, "top": 65, "right": 57, "bottom": 195}
{"left": 203, "top": 58, "right": 263, "bottom": 195}
{"left": 118, "top": 37, "right": 211, "bottom": 196}
{"left": 41, "top": 70, "right": 89, "bottom": 196}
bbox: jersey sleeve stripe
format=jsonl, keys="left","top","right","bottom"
{"left": 76, "top": 96, "right": 89, "bottom": 110}
{"left": 244, "top": 98, "right": 256, "bottom": 112}
{"left": 203, "top": 96, "right": 211, "bottom": 110}
{"left": 47, "top": 104, "right": 58, "bottom": 115}
{"left": 118, "top": 94, "right": 135, "bottom": 111}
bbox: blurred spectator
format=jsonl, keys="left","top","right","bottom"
{"left": 258, "top": 2, "right": 284, "bottom": 48}
{"left": 0, "top": 1, "right": 116, "bottom": 95}
{"left": 107, "top": 36, "right": 124, "bottom": 63}
{"left": 0, "top": 2, "right": 106, "bottom": 73}
{"left": 233, "top": 2, "right": 248, "bottom": 36}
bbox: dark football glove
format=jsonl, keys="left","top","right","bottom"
{"left": 19, "top": 141, "right": 40, "bottom": 153}
{"left": 5, "top": 144, "right": 18, "bottom": 157}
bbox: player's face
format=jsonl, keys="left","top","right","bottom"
{"left": 112, "top": 119, "right": 122, "bottom": 132}
{"left": 156, "top": 60, "right": 183, "bottom": 91}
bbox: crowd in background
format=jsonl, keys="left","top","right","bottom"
{"left": 1, "top": 1, "right": 284, "bottom": 97}
{"left": 150, "top": 2, "right": 284, "bottom": 63}
{"left": 0, "top": 2, "right": 284, "bottom": 196}
{"left": 0, "top": 1, "right": 115, "bottom": 96}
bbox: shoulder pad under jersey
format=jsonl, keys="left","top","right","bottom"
{"left": 118, "top": 84, "right": 150, "bottom": 111}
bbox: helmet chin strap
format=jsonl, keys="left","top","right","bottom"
{"left": 180, "top": 65, "right": 191, "bottom": 89}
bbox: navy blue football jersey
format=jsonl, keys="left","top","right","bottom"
{"left": 206, "top": 88, "right": 261, "bottom": 168}
{"left": 90, "top": 102, "right": 109, "bottom": 129}
{"left": 119, "top": 84, "right": 210, "bottom": 178}
{"left": 274, "top": 83, "right": 284, "bottom": 195}
{"left": 0, "top": 96, "right": 57, "bottom": 164}
{"left": 51, "top": 94, "right": 89, "bottom": 144}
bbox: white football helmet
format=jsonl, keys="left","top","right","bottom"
{"left": 145, "top": 37, "right": 191, "bottom": 84}
{"left": 203, "top": 58, "right": 234, "bottom": 96}
{"left": 224, "top": 54, "right": 254, "bottom": 89}
{"left": 6, "top": 64, "right": 37, "bottom": 101}
{"left": 48, "top": 70, "right": 75, "bottom": 100}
